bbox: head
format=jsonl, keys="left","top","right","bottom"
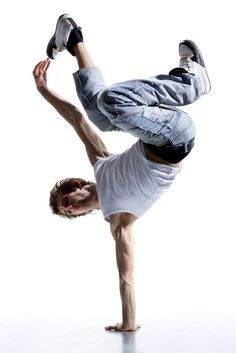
{"left": 49, "top": 178, "right": 97, "bottom": 219}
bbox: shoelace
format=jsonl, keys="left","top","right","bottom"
{"left": 180, "top": 57, "right": 192, "bottom": 72}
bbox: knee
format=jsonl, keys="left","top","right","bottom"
{"left": 97, "top": 87, "right": 118, "bottom": 117}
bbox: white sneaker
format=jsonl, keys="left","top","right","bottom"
{"left": 179, "top": 40, "right": 211, "bottom": 94}
{"left": 46, "top": 14, "right": 79, "bottom": 59}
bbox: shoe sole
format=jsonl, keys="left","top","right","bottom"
{"left": 180, "top": 39, "right": 211, "bottom": 94}
{"left": 46, "top": 13, "right": 78, "bottom": 59}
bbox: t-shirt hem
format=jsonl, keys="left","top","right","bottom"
{"left": 103, "top": 209, "right": 140, "bottom": 222}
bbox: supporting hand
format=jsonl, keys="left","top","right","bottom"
{"left": 105, "top": 323, "right": 141, "bottom": 332}
{"left": 32, "top": 59, "right": 50, "bottom": 92}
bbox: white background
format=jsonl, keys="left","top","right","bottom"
{"left": 0, "top": 0, "right": 235, "bottom": 325}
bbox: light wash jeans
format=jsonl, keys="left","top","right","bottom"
{"left": 73, "top": 67, "right": 203, "bottom": 147}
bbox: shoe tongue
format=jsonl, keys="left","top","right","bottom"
{"left": 52, "top": 48, "right": 63, "bottom": 59}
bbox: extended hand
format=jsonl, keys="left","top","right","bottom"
{"left": 105, "top": 323, "right": 141, "bottom": 332}
{"left": 32, "top": 59, "right": 50, "bottom": 91}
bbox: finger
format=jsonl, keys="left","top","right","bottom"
{"left": 33, "top": 60, "right": 48, "bottom": 76}
{"left": 43, "top": 58, "right": 51, "bottom": 73}
{"left": 32, "top": 61, "right": 43, "bottom": 76}
{"left": 41, "top": 59, "right": 50, "bottom": 71}
{"left": 33, "top": 59, "right": 50, "bottom": 76}
{"left": 115, "top": 325, "right": 141, "bottom": 332}
{"left": 45, "top": 58, "right": 51, "bottom": 70}
{"left": 114, "top": 326, "right": 129, "bottom": 331}
{"left": 105, "top": 325, "right": 114, "bottom": 330}
{"left": 105, "top": 325, "right": 118, "bottom": 331}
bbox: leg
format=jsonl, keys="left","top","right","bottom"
{"left": 96, "top": 72, "right": 198, "bottom": 146}
{"left": 47, "top": 15, "right": 121, "bottom": 132}
{"left": 97, "top": 39, "right": 210, "bottom": 148}
{"left": 46, "top": 14, "right": 195, "bottom": 143}
{"left": 97, "top": 71, "right": 203, "bottom": 119}
{"left": 46, "top": 16, "right": 206, "bottom": 150}
{"left": 72, "top": 42, "right": 121, "bottom": 132}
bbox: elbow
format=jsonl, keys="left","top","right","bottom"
{"left": 119, "top": 272, "right": 134, "bottom": 286}
{"left": 113, "top": 225, "right": 132, "bottom": 246}
{"left": 112, "top": 221, "right": 133, "bottom": 241}
{"left": 72, "top": 107, "right": 83, "bottom": 123}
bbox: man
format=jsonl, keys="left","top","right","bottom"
{"left": 33, "top": 14, "right": 210, "bottom": 331}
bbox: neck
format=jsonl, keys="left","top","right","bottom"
{"left": 86, "top": 183, "right": 100, "bottom": 210}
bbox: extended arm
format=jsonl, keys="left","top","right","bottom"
{"left": 33, "top": 60, "right": 111, "bottom": 165}
{"left": 106, "top": 213, "right": 140, "bottom": 331}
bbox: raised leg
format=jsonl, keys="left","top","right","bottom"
{"left": 97, "top": 72, "right": 203, "bottom": 119}
{"left": 46, "top": 15, "right": 203, "bottom": 147}
{"left": 95, "top": 72, "right": 199, "bottom": 146}
{"left": 71, "top": 41, "right": 121, "bottom": 132}
{"left": 94, "top": 38, "right": 210, "bottom": 146}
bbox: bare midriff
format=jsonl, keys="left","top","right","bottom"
{"left": 143, "top": 144, "right": 180, "bottom": 168}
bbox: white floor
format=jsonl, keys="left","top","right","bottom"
{"left": 0, "top": 318, "right": 235, "bottom": 353}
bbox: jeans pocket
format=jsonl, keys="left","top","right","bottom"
{"left": 142, "top": 107, "right": 176, "bottom": 128}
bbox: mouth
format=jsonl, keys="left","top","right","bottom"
{"left": 74, "top": 202, "right": 81, "bottom": 209}
{"left": 68, "top": 202, "right": 80, "bottom": 210}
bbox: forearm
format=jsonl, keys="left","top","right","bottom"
{"left": 114, "top": 222, "right": 136, "bottom": 329}
{"left": 119, "top": 275, "right": 136, "bottom": 327}
{"left": 38, "top": 86, "right": 110, "bottom": 162}
{"left": 38, "top": 86, "right": 80, "bottom": 127}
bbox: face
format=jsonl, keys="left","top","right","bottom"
{"left": 56, "top": 179, "right": 94, "bottom": 217}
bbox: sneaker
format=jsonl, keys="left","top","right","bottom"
{"left": 179, "top": 39, "right": 211, "bottom": 94}
{"left": 46, "top": 13, "right": 81, "bottom": 59}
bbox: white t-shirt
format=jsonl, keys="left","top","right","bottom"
{"left": 93, "top": 140, "right": 181, "bottom": 221}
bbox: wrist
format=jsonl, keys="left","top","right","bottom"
{"left": 37, "top": 85, "right": 48, "bottom": 94}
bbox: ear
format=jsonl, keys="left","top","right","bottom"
{"left": 70, "top": 179, "right": 82, "bottom": 188}
{"left": 76, "top": 178, "right": 89, "bottom": 188}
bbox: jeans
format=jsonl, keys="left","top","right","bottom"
{"left": 73, "top": 67, "right": 203, "bottom": 161}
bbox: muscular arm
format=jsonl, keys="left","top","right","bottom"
{"left": 106, "top": 213, "right": 140, "bottom": 331}
{"left": 33, "top": 60, "right": 111, "bottom": 165}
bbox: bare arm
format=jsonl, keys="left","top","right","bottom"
{"left": 33, "top": 60, "right": 112, "bottom": 165}
{"left": 106, "top": 213, "right": 140, "bottom": 332}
